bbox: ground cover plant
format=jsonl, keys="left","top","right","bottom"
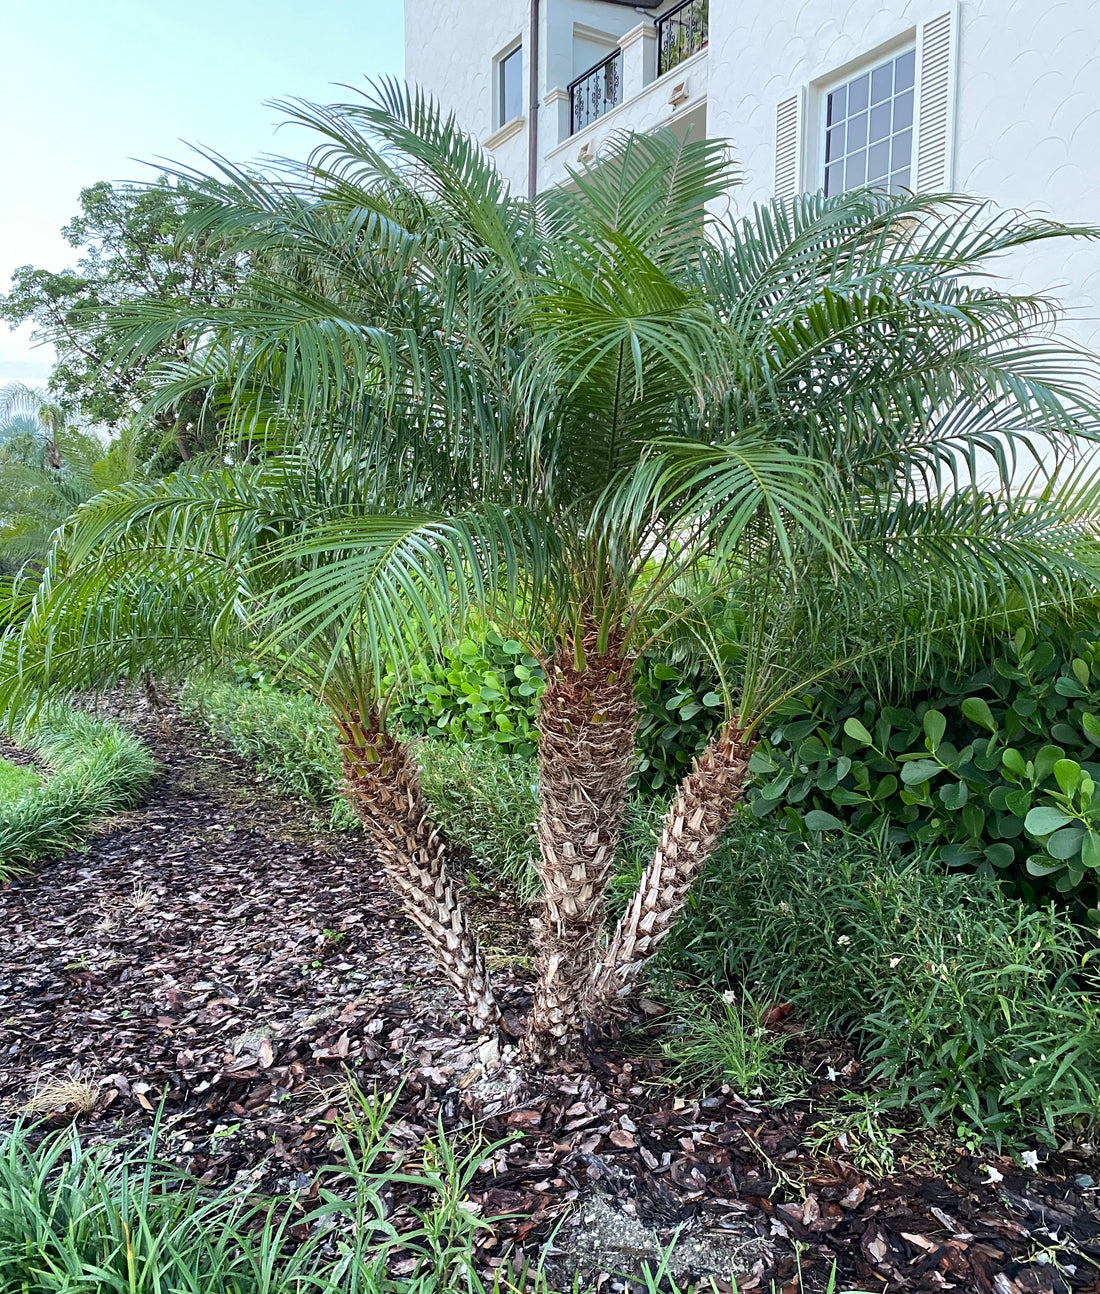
{"left": 0, "top": 757, "right": 37, "bottom": 803}
{"left": 0, "top": 704, "right": 154, "bottom": 870}
{"left": 662, "top": 823, "right": 1100, "bottom": 1143}
{"left": 4, "top": 85, "right": 1100, "bottom": 1072}
{"left": 0, "top": 1099, "right": 551, "bottom": 1294}
{"left": 749, "top": 620, "right": 1100, "bottom": 918}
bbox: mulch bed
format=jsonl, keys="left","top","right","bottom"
{"left": 2, "top": 697, "right": 1099, "bottom": 1293}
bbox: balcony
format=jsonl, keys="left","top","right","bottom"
{"left": 656, "top": 0, "right": 709, "bottom": 78}
{"left": 569, "top": 49, "right": 623, "bottom": 135}
{"left": 541, "top": 11, "right": 708, "bottom": 192}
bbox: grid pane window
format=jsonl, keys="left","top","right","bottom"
{"left": 499, "top": 46, "right": 523, "bottom": 126}
{"left": 824, "top": 48, "right": 915, "bottom": 196}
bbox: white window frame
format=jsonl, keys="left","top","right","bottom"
{"left": 812, "top": 34, "right": 917, "bottom": 195}
{"left": 494, "top": 38, "right": 524, "bottom": 130}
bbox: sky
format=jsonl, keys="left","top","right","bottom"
{"left": 0, "top": 0, "right": 406, "bottom": 382}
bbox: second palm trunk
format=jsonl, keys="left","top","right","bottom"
{"left": 523, "top": 633, "right": 637, "bottom": 1063}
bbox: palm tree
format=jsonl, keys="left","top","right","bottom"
{"left": 0, "top": 383, "right": 154, "bottom": 567}
{"left": 4, "top": 85, "right": 1100, "bottom": 1066}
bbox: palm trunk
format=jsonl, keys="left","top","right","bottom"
{"left": 523, "top": 633, "right": 637, "bottom": 1064}
{"left": 586, "top": 719, "right": 753, "bottom": 1023}
{"left": 336, "top": 712, "right": 501, "bottom": 1034}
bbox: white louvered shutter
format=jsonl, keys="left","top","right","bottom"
{"left": 914, "top": 6, "right": 959, "bottom": 190}
{"left": 774, "top": 90, "right": 805, "bottom": 200}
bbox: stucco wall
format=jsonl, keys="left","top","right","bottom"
{"left": 404, "top": 0, "right": 530, "bottom": 192}
{"left": 708, "top": 0, "right": 1100, "bottom": 344}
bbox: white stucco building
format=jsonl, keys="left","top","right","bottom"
{"left": 404, "top": 0, "right": 1100, "bottom": 346}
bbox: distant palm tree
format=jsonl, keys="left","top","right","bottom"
{"left": 4, "top": 86, "right": 1100, "bottom": 1065}
{"left": 0, "top": 382, "right": 151, "bottom": 567}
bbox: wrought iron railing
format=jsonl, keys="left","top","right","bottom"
{"left": 657, "top": 0, "right": 709, "bottom": 78}
{"left": 568, "top": 49, "right": 623, "bottom": 135}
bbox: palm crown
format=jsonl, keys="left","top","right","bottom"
{"left": 4, "top": 82, "right": 1100, "bottom": 1062}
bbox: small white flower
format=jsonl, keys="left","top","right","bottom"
{"left": 1021, "top": 1150, "right": 1040, "bottom": 1171}
{"left": 721, "top": 989, "right": 738, "bottom": 1004}
{"left": 981, "top": 1164, "right": 1004, "bottom": 1185}
{"left": 837, "top": 935, "right": 852, "bottom": 947}
{"left": 889, "top": 957, "right": 901, "bottom": 968}
{"left": 825, "top": 1066, "right": 839, "bottom": 1082}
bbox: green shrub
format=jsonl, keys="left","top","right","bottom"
{"left": 183, "top": 672, "right": 345, "bottom": 805}
{"left": 633, "top": 656, "right": 725, "bottom": 793}
{"left": 0, "top": 707, "right": 155, "bottom": 873}
{"left": 0, "top": 757, "right": 38, "bottom": 803}
{"left": 748, "top": 625, "right": 1100, "bottom": 917}
{"left": 395, "top": 629, "right": 546, "bottom": 758}
{"left": 664, "top": 821, "right": 1100, "bottom": 1142}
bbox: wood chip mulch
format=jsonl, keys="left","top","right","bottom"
{"left": 2, "top": 697, "right": 1099, "bottom": 1294}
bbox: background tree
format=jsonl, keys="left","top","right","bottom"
{"left": 0, "top": 178, "right": 243, "bottom": 466}
{"left": 4, "top": 88, "right": 1100, "bottom": 1069}
{"left": 0, "top": 382, "right": 149, "bottom": 572}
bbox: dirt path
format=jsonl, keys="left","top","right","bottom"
{"left": 1, "top": 700, "right": 1099, "bottom": 1293}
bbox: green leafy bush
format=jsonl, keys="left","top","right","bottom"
{"left": 633, "top": 656, "right": 725, "bottom": 793}
{"left": 748, "top": 625, "right": 1100, "bottom": 916}
{"left": 395, "top": 630, "right": 546, "bottom": 758}
{"left": 665, "top": 821, "right": 1100, "bottom": 1142}
{"left": 0, "top": 707, "right": 154, "bottom": 872}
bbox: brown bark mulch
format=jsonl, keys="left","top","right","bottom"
{"left": 1, "top": 697, "right": 1099, "bottom": 1293}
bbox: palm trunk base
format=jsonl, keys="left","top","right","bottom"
{"left": 337, "top": 715, "right": 501, "bottom": 1034}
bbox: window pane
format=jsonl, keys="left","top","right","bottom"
{"left": 847, "top": 111, "right": 868, "bottom": 151}
{"left": 825, "top": 163, "right": 843, "bottom": 196}
{"left": 500, "top": 47, "right": 522, "bottom": 125}
{"left": 846, "top": 151, "right": 867, "bottom": 186}
{"left": 895, "top": 49, "right": 916, "bottom": 92}
{"left": 870, "top": 62, "right": 893, "bottom": 104}
{"left": 867, "top": 139, "right": 891, "bottom": 183}
{"left": 893, "top": 88, "right": 914, "bottom": 132}
{"left": 848, "top": 73, "right": 870, "bottom": 114}
{"left": 827, "top": 85, "right": 846, "bottom": 125}
{"left": 889, "top": 167, "right": 911, "bottom": 194}
{"left": 826, "top": 124, "right": 845, "bottom": 162}
{"left": 892, "top": 127, "right": 913, "bottom": 168}
{"left": 869, "top": 101, "right": 892, "bottom": 142}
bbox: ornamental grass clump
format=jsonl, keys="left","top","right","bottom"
{"left": 0, "top": 706, "right": 154, "bottom": 872}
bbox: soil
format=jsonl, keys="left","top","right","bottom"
{"left": 2, "top": 695, "right": 1099, "bottom": 1293}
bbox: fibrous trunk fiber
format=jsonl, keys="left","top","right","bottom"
{"left": 336, "top": 714, "right": 500, "bottom": 1033}
{"left": 523, "top": 635, "right": 637, "bottom": 1064}
{"left": 587, "top": 719, "right": 752, "bottom": 1022}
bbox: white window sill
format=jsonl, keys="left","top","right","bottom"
{"left": 484, "top": 116, "right": 525, "bottom": 150}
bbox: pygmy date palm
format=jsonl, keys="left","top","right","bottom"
{"left": 5, "top": 84, "right": 1100, "bottom": 1066}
